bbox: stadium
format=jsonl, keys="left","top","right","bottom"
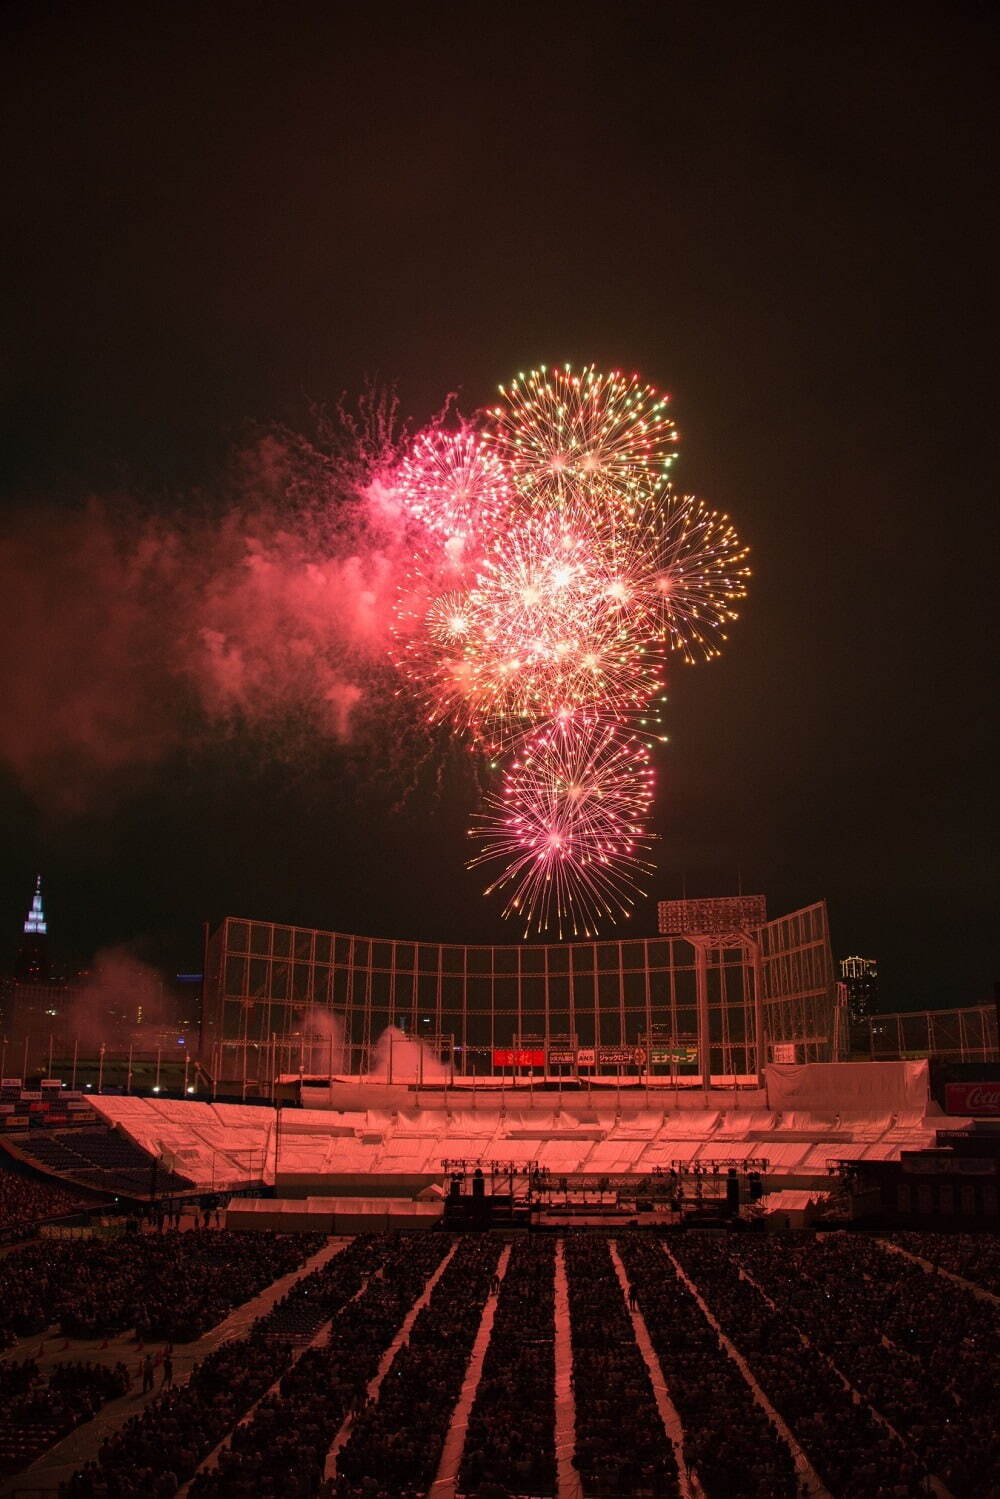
{"left": 2, "top": 893, "right": 999, "bottom": 1499}
{"left": 1, "top": 23, "right": 996, "bottom": 1492}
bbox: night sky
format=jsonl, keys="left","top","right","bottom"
{"left": 2, "top": 3, "right": 997, "bottom": 1009}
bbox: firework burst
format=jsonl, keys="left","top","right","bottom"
{"left": 398, "top": 499, "right": 671, "bottom": 749}
{"left": 386, "top": 364, "right": 750, "bottom": 936}
{"left": 468, "top": 719, "right": 656, "bottom": 938}
{"left": 393, "top": 427, "right": 512, "bottom": 541}
{"left": 488, "top": 364, "right": 679, "bottom": 507}
{"left": 597, "top": 490, "right": 752, "bottom": 663}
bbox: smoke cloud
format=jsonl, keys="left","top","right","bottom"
{"left": 367, "top": 1024, "right": 448, "bottom": 1081}
{"left": 0, "top": 407, "right": 415, "bottom": 811}
{"left": 65, "top": 948, "right": 177, "bottom": 1049}
{"left": 295, "top": 1004, "right": 350, "bottom": 1074}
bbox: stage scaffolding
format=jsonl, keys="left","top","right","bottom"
{"left": 200, "top": 900, "right": 836, "bottom": 1092}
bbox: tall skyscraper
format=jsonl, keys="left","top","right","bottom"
{"left": 840, "top": 954, "right": 878, "bottom": 1022}
{"left": 15, "top": 875, "right": 50, "bottom": 984}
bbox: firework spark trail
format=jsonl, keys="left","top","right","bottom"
{"left": 387, "top": 363, "right": 750, "bottom": 935}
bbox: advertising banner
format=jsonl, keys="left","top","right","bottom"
{"left": 899, "top": 1151, "right": 994, "bottom": 1174}
{"left": 901, "top": 1152, "right": 954, "bottom": 1174}
{"left": 492, "top": 1048, "right": 546, "bottom": 1068}
{"left": 650, "top": 1046, "right": 698, "bottom": 1065}
{"left": 598, "top": 1046, "right": 646, "bottom": 1066}
{"left": 944, "top": 1081, "right": 1000, "bottom": 1116}
{"left": 547, "top": 1050, "right": 577, "bottom": 1066}
{"left": 563, "top": 1046, "right": 648, "bottom": 1067}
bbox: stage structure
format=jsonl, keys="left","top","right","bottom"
{"left": 200, "top": 898, "right": 835, "bottom": 1093}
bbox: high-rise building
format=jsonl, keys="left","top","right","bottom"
{"left": 840, "top": 954, "right": 878, "bottom": 1021}
{"left": 15, "top": 875, "right": 50, "bottom": 985}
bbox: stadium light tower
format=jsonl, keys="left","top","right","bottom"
{"left": 658, "top": 896, "right": 768, "bottom": 1089}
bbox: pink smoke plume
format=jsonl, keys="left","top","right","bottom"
{"left": 66, "top": 948, "right": 176, "bottom": 1049}
{"left": 0, "top": 406, "right": 415, "bottom": 811}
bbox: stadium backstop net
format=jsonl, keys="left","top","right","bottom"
{"left": 200, "top": 898, "right": 836, "bottom": 1092}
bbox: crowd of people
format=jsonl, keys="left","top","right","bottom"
{"left": 726, "top": 1233, "right": 1000, "bottom": 1498}
{"left": 191, "top": 1234, "right": 450, "bottom": 1498}
{"left": 58, "top": 1235, "right": 386, "bottom": 1499}
{"left": 565, "top": 1234, "right": 679, "bottom": 1498}
{"left": 332, "top": 1237, "right": 503, "bottom": 1499}
{"left": 0, "top": 1228, "right": 319, "bottom": 1344}
{"left": 0, "top": 1160, "right": 91, "bottom": 1243}
{"left": 8, "top": 1225, "right": 991, "bottom": 1499}
{"left": 671, "top": 1236, "right": 933, "bottom": 1498}
{"left": 0, "top": 1356, "right": 129, "bottom": 1476}
{"left": 459, "top": 1237, "right": 556, "bottom": 1498}
{"left": 61, "top": 1334, "right": 293, "bottom": 1499}
{"left": 617, "top": 1233, "right": 797, "bottom": 1498}
{"left": 891, "top": 1228, "right": 1000, "bottom": 1296}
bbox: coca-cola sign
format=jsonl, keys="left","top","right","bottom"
{"left": 945, "top": 1082, "right": 1000, "bottom": 1116}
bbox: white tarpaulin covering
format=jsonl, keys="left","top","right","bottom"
{"left": 533, "top": 1142, "right": 589, "bottom": 1171}
{"left": 696, "top": 1140, "right": 757, "bottom": 1162}
{"left": 585, "top": 1140, "right": 647, "bottom": 1169}
{"left": 763, "top": 1141, "right": 813, "bottom": 1168}
{"left": 658, "top": 1111, "right": 720, "bottom": 1138}
{"left": 717, "top": 1110, "right": 774, "bottom": 1136}
{"left": 765, "top": 1060, "right": 929, "bottom": 1114}
{"left": 759, "top": 1188, "right": 828, "bottom": 1225}
{"left": 86, "top": 1062, "right": 943, "bottom": 1194}
{"left": 226, "top": 1196, "right": 442, "bottom": 1232}
{"left": 801, "top": 1142, "right": 866, "bottom": 1169}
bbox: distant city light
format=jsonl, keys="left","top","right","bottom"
{"left": 23, "top": 875, "right": 47, "bottom": 934}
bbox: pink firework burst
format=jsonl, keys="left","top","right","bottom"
{"left": 393, "top": 427, "right": 513, "bottom": 542}
{"left": 467, "top": 719, "right": 657, "bottom": 938}
{"left": 403, "top": 500, "right": 668, "bottom": 749}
